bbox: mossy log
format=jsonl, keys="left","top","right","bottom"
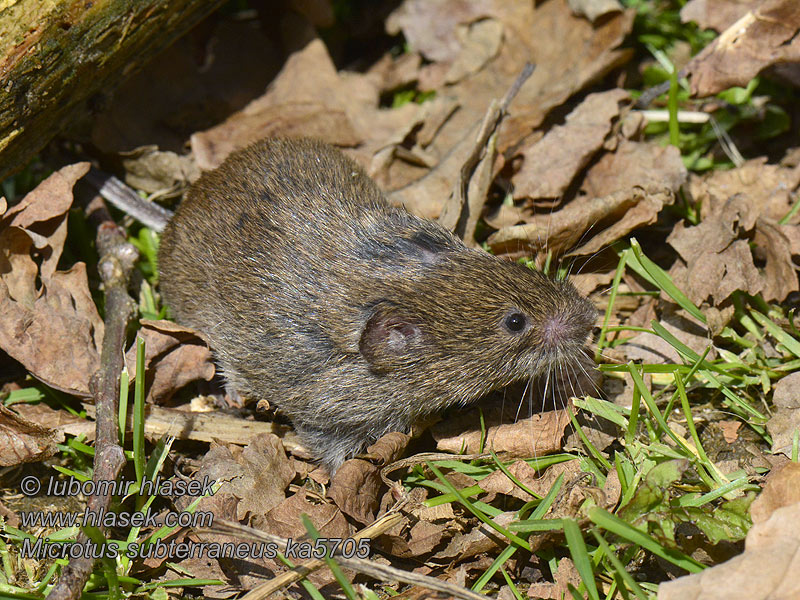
{"left": 0, "top": 0, "right": 227, "bottom": 181}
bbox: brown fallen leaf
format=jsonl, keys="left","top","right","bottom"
{"left": 0, "top": 404, "right": 63, "bottom": 466}
{"left": 686, "top": 0, "right": 800, "bottom": 97}
{"left": 568, "top": 0, "right": 623, "bottom": 21}
{"left": 766, "top": 371, "right": 800, "bottom": 457}
{"left": 680, "top": 0, "right": 761, "bottom": 32}
{"left": 581, "top": 140, "right": 687, "bottom": 199}
{"left": 444, "top": 18, "right": 504, "bottom": 84}
{"left": 187, "top": 434, "right": 295, "bottom": 522}
{"left": 328, "top": 432, "right": 410, "bottom": 524}
{"left": 513, "top": 89, "right": 630, "bottom": 200}
{"left": 432, "top": 401, "right": 573, "bottom": 458}
{"left": 688, "top": 157, "right": 800, "bottom": 225}
{"left": 124, "top": 319, "right": 215, "bottom": 404}
{"left": 432, "top": 511, "right": 516, "bottom": 561}
{"left": 259, "top": 488, "right": 352, "bottom": 542}
{"left": 750, "top": 461, "right": 800, "bottom": 524}
{"left": 0, "top": 163, "right": 103, "bottom": 397}
{"left": 12, "top": 402, "right": 95, "bottom": 441}
{"left": 385, "top": 0, "right": 492, "bottom": 63}
{"left": 658, "top": 502, "right": 800, "bottom": 600}
{"left": 528, "top": 557, "right": 581, "bottom": 600}
{"left": 623, "top": 304, "right": 714, "bottom": 365}
{"left": 667, "top": 195, "right": 763, "bottom": 305}
{"left": 754, "top": 218, "right": 799, "bottom": 302}
{"left": 120, "top": 146, "right": 200, "bottom": 194}
{"left": 478, "top": 460, "right": 541, "bottom": 500}
{"left": 488, "top": 186, "right": 673, "bottom": 258}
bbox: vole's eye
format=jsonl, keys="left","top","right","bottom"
{"left": 504, "top": 312, "right": 527, "bottom": 333}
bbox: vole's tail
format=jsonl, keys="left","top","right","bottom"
{"left": 85, "top": 168, "right": 173, "bottom": 232}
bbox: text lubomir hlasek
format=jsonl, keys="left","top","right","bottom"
{"left": 43, "top": 475, "right": 216, "bottom": 497}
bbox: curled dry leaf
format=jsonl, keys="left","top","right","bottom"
{"left": 385, "top": 0, "right": 492, "bottom": 63}
{"left": 568, "top": 0, "right": 623, "bottom": 22}
{"left": 750, "top": 461, "right": 800, "bottom": 524}
{"left": 688, "top": 157, "right": 800, "bottom": 224}
{"left": 0, "top": 163, "right": 103, "bottom": 397}
{"left": 686, "top": 0, "right": 800, "bottom": 97}
{"left": 328, "top": 432, "right": 410, "bottom": 524}
{"left": 186, "top": 434, "right": 295, "bottom": 522}
{"left": 667, "top": 195, "right": 763, "bottom": 305}
{"left": 124, "top": 319, "right": 215, "bottom": 403}
{"left": 513, "top": 89, "right": 630, "bottom": 201}
{"left": 120, "top": 145, "right": 200, "bottom": 193}
{"left": 432, "top": 401, "right": 573, "bottom": 458}
{"left": 766, "top": 372, "right": 800, "bottom": 457}
{"left": 680, "top": 0, "right": 761, "bottom": 32}
{"left": 488, "top": 185, "right": 674, "bottom": 257}
{"left": 658, "top": 501, "right": 800, "bottom": 600}
{"left": 444, "top": 18, "right": 504, "bottom": 84}
{"left": 0, "top": 404, "right": 64, "bottom": 466}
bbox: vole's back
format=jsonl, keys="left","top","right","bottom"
{"left": 159, "top": 138, "right": 596, "bottom": 471}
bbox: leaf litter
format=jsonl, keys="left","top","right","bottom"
{"left": 1, "top": 0, "right": 800, "bottom": 598}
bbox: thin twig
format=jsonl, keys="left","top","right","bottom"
{"left": 207, "top": 510, "right": 489, "bottom": 600}
{"left": 47, "top": 198, "right": 139, "bottom": 600}
{"left": 439, "top": 63, "right": 535, "bottom": 242}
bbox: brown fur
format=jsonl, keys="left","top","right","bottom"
{"left": 159, "top": 138, "right": 596, "bottom": 471}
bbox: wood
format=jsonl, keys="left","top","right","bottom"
{"left": 0, "top": 0, "right": 227, "bottom": 181}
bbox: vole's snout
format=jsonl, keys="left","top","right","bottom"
{"left": 540, "top": 294, "right": 597, "bottom": 355}
{"left": 541, "top": 314, "right": 582, "bottom": 349}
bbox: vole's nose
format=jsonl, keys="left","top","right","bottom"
{"left": 541, "top": 307, "right": 594, "bottom": 350}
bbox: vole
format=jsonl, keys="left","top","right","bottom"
{"left": 101, "top": 137, "right": 597, "bottom": 472}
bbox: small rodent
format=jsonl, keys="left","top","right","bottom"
{"left": 157, "top": 138, "right": 596, "bottom": 472}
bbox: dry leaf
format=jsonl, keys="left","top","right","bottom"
{"left": 478, "top": 460, "right": 541, "bottom": 500}
{"left": 12, "top": 403, "right": 95, "bottom": 441}
{"left": 0, "top": 163, "right": 103, "bottom": 397}
{"left": 432, "top": 511, "right": 516, "bottom": 561}
{"left": 432, "top": 401, "right": 573, "bottom": 458}
{"left": 187, "top": 434, "right": 295, "bottom": 522}
{"left": 766, "top": 372, "right": 800, "bottom": 457}
{"left": 688, "top": 157, "right": 800, "bottom": 224}
{"left": 386, "top": 0, "right": 492, "bottom": 63}
{"left": 754, "top": 218, "right": 799, "bottom": 302}
{"left": 513, "top": 89, "right": 629, "bottom": 200}
{"left": 528, "top": 557, "right": 581, "bottom": 599}
{"left": 0, "top": 404, "right": 63, "bottom": 466}
{"left": 120, "top": 146, "right": 200, "bottom": 193}
{"left": 488, "top": 186, "right": 673, "bottom": 257}
{"left": 581, "top": 140, "right": 687, "bottom": 199}
{"left": 686, "top": 0, "right": 800, "bottom": 97}
{"left": 667, "top": 195, "right": 763, "bottom": 304}
{"left": 328, "top": 432, "right": 410, "bottom": 524}
{"left": 568, "top": 0, "right": 623, "bottom": 22}
{"left": 680, "top": 0, "right": 761, "bottom": 32}
{"left": 444, "top": 18, "right": 504, "bottom": 84}
{"left": 260, "top": 489, "right": 351, "bottom": 540}
{"left": 658, "top": 501, "right": 800, "bottom": 600}
{"left": 750, "top": 461, "right": 800, "bottom": 524}
{"left": 124, "top": 319, "right": 215, "bottom": 403}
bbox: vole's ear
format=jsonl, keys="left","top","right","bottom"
{"left": 359, "top": 302, "right": 428, "bottom": 372}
